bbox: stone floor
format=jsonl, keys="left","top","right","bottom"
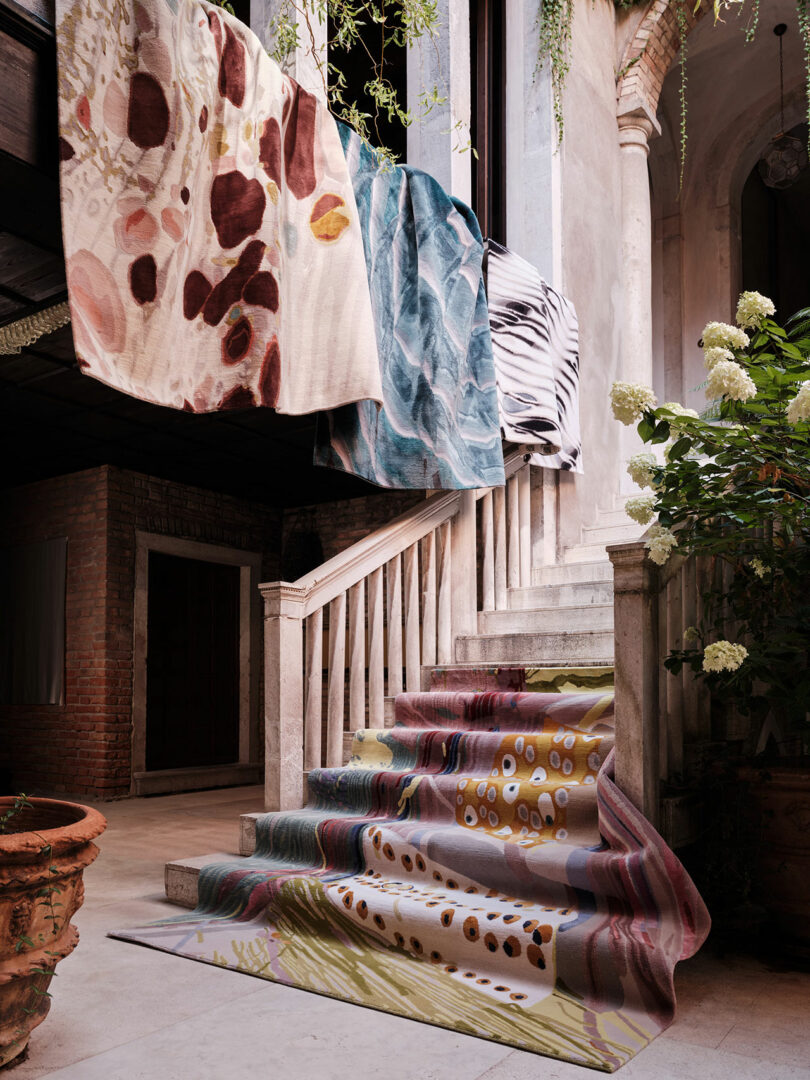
{"left": 10, "top": 785, "right": 810, "bottom": 1079}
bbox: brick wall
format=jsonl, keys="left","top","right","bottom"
{"left": 281, "top": 490, "right": 424, "bottom": 580}
{"left": 0, "top": 466, "right": 281, "bottom": 799}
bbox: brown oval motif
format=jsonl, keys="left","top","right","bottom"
{"left": 127, "top": 72, "right": 169, "bottom": 150}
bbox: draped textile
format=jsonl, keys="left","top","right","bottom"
{"left": 485, "top": 240, "right": 582, "bottom": 472}
{"left": 313, "top": 128, "right": 504, "bottom": 489}
{"left": 55, "top": 0, "right": 381, "bottom": 415}
{"left": 114, "top": 687, "right": 709, "bottom": 1071}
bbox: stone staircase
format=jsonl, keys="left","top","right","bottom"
{"left": 165, "top": 497, "right": 643, "bottom": 908}
{"left": 456, "top": 507, "right": 642, "bottom": 669}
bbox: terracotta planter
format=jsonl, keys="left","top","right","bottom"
{"left": 0, "top": 798, "right": 106, "bottom": 1069}
{"left": 738, "top": 763, "right": 810, "bottom": 949}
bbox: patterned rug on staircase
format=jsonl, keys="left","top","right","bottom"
{"left": 113, "top": 689, "right": 709, "bottom": 1072}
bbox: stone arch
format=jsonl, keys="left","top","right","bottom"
{"left": 617, "top": 0, "right": 707, "bottom": 117}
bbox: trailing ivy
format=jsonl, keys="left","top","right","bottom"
{"left": 536, "top": 0, "right": 575, "bottom": 146}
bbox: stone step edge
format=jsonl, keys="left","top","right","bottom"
{"left": 165, "top": 851, "right": 237, "bottom": 908}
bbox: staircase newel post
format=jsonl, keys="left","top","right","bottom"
{"left": 451, "top": 490, "right": 478, "bottom": 643}
{"left": 260, "top": 581, "right": 307, "bottom": 812}
{"left": 607, "top": 541, "right": 661, "bottom": 827}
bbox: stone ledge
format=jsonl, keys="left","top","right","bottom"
{"left": 164, "top": 852, "right": 235, "bottom": 908}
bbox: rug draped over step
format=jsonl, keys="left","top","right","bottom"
{"left": 485, "top": 240, "right": 583, "bottom": 472}
{"left": 55, "top": 0, "right": 381, "bottom": 415}
{"left": 114, "top": 689, "right": 708, "bottom": 1072}
{"left": 313, "top": 127, "right": 505, "bottom": 490}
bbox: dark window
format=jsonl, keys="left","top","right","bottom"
{"left": 0, "top": 538, "right": 67, "bottom": 705}
{"left": 470, "top": 0, "right": 506, "bottom": 241}
{"left": 327, "top": 11, "right": 408, "bottom": 161}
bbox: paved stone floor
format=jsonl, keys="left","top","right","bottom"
{"left": 10, "top": 786, "right": 810, "bottom": 1079}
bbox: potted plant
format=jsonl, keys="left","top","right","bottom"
{"left": 0, "top": 795, "right": 106, "bottom": 1068}
{"left": 609, "top": 293, "right": 810, "bottom": 948}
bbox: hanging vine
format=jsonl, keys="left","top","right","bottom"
{"left": 675, "top": 1, "right": 689, "bottom": 192}
{"left": 535, "top": 0, "right": 575, "bottom": 146}
{"left": 262, "top": 0, "right": 443, "bottom": 164}
{"left": 798, "top": 0, "right": 810, "bottom": 142}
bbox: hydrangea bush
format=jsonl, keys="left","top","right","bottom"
{"left": 611, "top": 294, "right": 810, "bottom": 746}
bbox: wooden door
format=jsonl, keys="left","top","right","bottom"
{"left": 145, "top": 552, "right": 240, "bottom": 772}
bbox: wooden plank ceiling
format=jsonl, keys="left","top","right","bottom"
{"left": 0, "top": 0, "right": 378, "bottom": 507}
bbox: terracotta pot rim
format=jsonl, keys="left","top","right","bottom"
{"left": 0, "top": 797, "right": 107, "bottom": 856}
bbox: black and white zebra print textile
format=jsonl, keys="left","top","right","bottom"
{"left": 484, "top": 239, "right": 582, "bottom": 472}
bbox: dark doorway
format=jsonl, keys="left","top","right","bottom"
{"left": 470, "top": 0, "right": 506, "bottom": 242}
{"left": 145, "top": 552, "right": 240, "bottom": 772}
{"left": 741, "top": 122, "right": 810, "bottom": 321}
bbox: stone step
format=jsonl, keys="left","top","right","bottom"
{"left": 581, "top": 522, "right": 643, "bottom": 546}
{"left": 477, "top": 604, "right": 614, "bottom": 635}
{"left": 593, "top": 506, "right": 635, "bottom": 528}
{"left": 165, "top": 851, "right": 234, "bottom": 908}
{"left": 563, "top": 542, "right": 615, "bottom": 565}
{"left": 507, "top": 580, "right": 614, "bottom": 608}
{"left": 531, "top": 560, "right": 613, "bottom": 586}
{"left": 456, "top": 629, "right": 615, "bottom": 664}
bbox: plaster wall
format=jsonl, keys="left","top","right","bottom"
{"left": 557, "top": 0, "right": 627, "bottom": 546}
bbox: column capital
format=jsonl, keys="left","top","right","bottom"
{"left": 617, "top": 95, "right": 662, "bottom": 148}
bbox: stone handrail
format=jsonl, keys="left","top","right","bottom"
{"left": 260, "top": 448, "right": 533, "bottom": 811}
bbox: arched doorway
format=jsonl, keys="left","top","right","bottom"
{"left": 741, "top": 122, "right": 810, "bottom": 320}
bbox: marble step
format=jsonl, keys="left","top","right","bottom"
{"left": 477, "top": 604, "right": 614, "bottom": 635}
{"left": 507, "top": 581, "right": 614, "bottom": 608}
{"left": 455, "top": 629, "right": 615, "bottom": 664}
{"left": 531, "top": 560, "right": 613, "bottom": 586}
{"left": 580, "top": 522, "right": 643, "bottom": 546}
{"left": 563, "top": 542, "right": 617, "bottom": 565}
{"left": 165, "top": 851, "right": 234, "bottom": 908}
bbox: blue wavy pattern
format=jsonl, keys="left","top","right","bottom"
{"left": 313, "top": 127, "right": 505, "bottom": 490}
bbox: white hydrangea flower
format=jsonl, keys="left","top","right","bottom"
{"left": 786, "top": 381, "right": 810, "bottom": 424}
{"left": 610, "top": 381, "right": 658, "bottom": 425}
{"left": 750, "top": 557, "right": 770, "bottom": 578}
{"left": 705, "top": 359, "right": 757, "bottom": 403}
{"left": 660, "top": 401, "right": 699, "bottom": 433}
{"left": 645, "top": 524, "right": 677, "bottom": 566}
{"left": 702, "top": 640, "right": 748, "bottom": 673}
{"left": 625, "top": 495, "right": 657, "bottom": 525}
{"left": 701, "top": 322, "right": 750, "bottom": 351}
{"left": 683, "top": 626, "right": 700, "bottom": 643}
{"left": 735, "top": 291, "right": 775, "bottom": 330}
{"left": 704, "top": 346, "right": 734, "bottom": 371}
{"left": 626, "top": 452, "right": 658, "bottom": 489}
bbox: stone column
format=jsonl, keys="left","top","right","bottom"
{"left": 618, "top": 100, "right": 662, "bottom": 489}
{"left": 617, "top": 100, "right": 661, "bottom": 388}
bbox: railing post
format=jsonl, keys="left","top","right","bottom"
{"left": 260, "top": 582, "right": 306, "bottom": 812}
{"left": 607, "top": 541, "right": 661, "bottom": 827}
{"left": 451, "top": 489, "right": 477, "bottom": 638}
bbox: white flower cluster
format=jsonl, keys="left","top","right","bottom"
{"left": 660, "top": 401, "right": 699, "bottom": 433}
{"left": 702, "top": 640, "right": 748, "bottom": 673}
{"left": 786, "top": 381, "right": 810, "bottom": 424}
{"left": 702, "top": 322, "right": 750, "bottom": 351}
{"left": 625, "top": 495, "right": 657, "bottom": 525}
{"left": 645, "top": 523, "right": 677, "bottom": 566}
{"left": 750, "top": 557, "right": 770, "bottom": 579}
{"left": 704, "top": 346, "right": 734, "bottom": 371}
{"left": 735, "top": 291, "right": 775, "bottom": 330}
{"left": 626, "top": 452, "right": 658, "bottom": 490}
{"left": 705, "top": 359, "right": 757, "bottom": 403}
{"left": 610, "top": 382, "right": 657, "bottom": 425}
{"left": 683, "top": 626, "right": 700, "bottom": 643}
